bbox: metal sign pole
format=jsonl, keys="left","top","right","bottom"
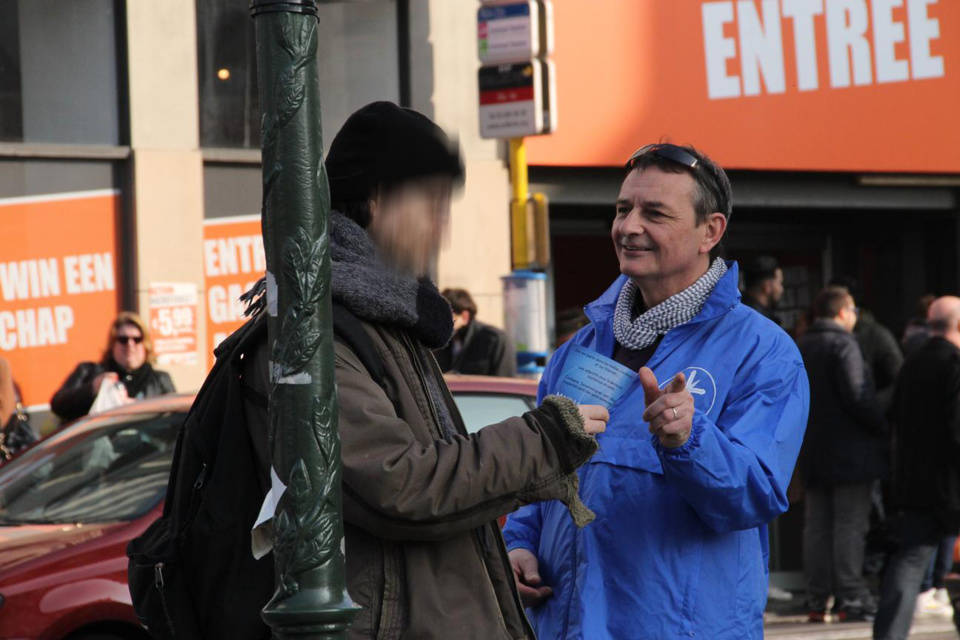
{"left": 249, "top": 1, "right": 360, "bottom": 638}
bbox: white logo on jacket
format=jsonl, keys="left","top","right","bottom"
{"left": 659, "top": 367, "right": 718, "bottom": 415}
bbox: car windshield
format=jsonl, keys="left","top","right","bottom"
{"left": 0, "top": 411, "right": 183, "bottom": 525}
{"left": 452, "top": 392, "right": 536, "bottom": 434}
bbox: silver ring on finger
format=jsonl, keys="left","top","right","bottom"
{"left": 672, "top": 407, "right": 679, "bottom": 421}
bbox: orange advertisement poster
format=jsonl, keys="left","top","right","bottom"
{"left": 203, "top": 215, "right": 265, "bottom": 368}
{"left": 0, "top": 190, "right": 121, "bottom": 406}
{"left": 527, "top": 0, "right": 959, "bottom": 173}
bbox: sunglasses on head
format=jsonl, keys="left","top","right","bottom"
{"left": 625, "top": 143, "right": 730, "bottom": 218}
{"left": 627, "top": 143, "right": 702, "bottom": 171}
{"left": 116, "top": 336, "right": 144, "bottom": 346}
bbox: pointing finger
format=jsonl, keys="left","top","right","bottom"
{"left": 638, "top": 367, "right": 661, "bottom": 407}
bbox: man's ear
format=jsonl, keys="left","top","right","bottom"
{"left": 699, "top": 212, "right": 728, "bottom": 256}
{"left": 367, "top": 197, "right": 379, "bottom": 226}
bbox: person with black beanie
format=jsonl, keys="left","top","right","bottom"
{"left": 241, "top": 101, "right": 609, "bottom": 640}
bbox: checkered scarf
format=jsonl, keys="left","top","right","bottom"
{"left": 613, "top": 258, "right": 728, "bottom": 350}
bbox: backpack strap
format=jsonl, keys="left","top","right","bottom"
{"left": 332, "top": 301, "right": 385, "bottom": 389}
{"left": 215, "top": 310, "right": 268, "bottom": 364}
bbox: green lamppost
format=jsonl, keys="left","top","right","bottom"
{"left": 249, "top": 1, "right": 360, "bottom": 637}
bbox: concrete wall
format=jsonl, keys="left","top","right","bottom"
{"left": 126, "top": 0, "right": 207, "bottom": 392}
{"left": 410, "top": 0, "right": 512, "bottom": 329}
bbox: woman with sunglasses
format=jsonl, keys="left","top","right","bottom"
{"left": 51, "top": 311, "right": 176, "bottom": 422}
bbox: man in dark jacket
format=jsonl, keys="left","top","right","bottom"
{"left": 798, "top": 286, "right": 887, "bottom": 622}
{"left": 435, "top": 288, "right": 517, "bottom": 377}
{"left": 830, "top": 276, "right": 904, "bottom": 409}
{"left": 874, "top": 296, "right": 960, "bottom": 640}
{"left": 243, "top": 102, "right": 608, "bottom": 640}
{"left": 741, "top": 255, "right": 783, "bottom": 324}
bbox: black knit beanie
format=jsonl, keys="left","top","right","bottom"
{"left": 326, "top": 102, "right": 465, "bottom": 228}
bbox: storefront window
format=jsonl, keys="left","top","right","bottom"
{"left": 197, "top": 0, "right": 401, "bottom": 149}
{"left": 0, "top": 0, "right": 121, "bottom": 145}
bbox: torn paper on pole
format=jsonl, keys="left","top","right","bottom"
{"left": 251, "top": 465, "right": 287, "bottom": 560}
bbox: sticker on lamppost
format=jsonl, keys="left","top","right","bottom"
{"left": 148, "top": 282, "right": 199, "bottom": 366}
{"left": 478, "top": 1, "right": 540, "bottom": 64}
{"left": 479, "top": 60, "right": 544, "bottom": 139}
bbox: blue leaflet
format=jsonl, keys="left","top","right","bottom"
{"left": 556, "top": 345, "right": 638, "bottom": 408}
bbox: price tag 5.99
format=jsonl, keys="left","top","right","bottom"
{"left": 153, "top": 306, "right": 196, "bottom": 338}
{"left": 148, "top": 283, "right": 200, "bottom": 366}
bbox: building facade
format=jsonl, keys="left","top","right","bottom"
{"left": 0, "top": 0, "right": 512, "bottom": 406}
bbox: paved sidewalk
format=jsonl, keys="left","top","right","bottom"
{"left": 764, "top": 614, "right": 958, "bottom": 639}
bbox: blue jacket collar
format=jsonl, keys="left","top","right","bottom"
{"left": 585, "top": 261, "right": 742, "bottom": 328}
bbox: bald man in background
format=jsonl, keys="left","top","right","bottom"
{"left": 874, "top": 297, "right": 960, "bottom": 640}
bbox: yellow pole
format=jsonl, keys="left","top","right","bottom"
{"left": 509, "top": 137, "right": 530, "bottom": 270}
{"left": 509, "top": 137, "right": 529, "bottom": 201}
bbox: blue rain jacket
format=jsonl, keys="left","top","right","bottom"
{"left": 503, "top": 263, "right": 809, "bottom": 639}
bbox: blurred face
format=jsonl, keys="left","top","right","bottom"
{"left": 112, "top": 322, "right": 146, "bottom": 371}
{"left": 837, "top": 296, "right": 859, "bottom": 332}
{"left": 452, "top": 310, "right": 471, "bottom": 332}
{"left": 369, "top": 176, "right": 453, "bottom": 276}
{"left": 613, "top": 167, "right": 726, "bottom": 302}
{"left": 767, "top": 268, "right": 785, "bottom": 304}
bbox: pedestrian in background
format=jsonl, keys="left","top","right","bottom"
{"left": 914, "top": 532, "right": 956, "bottom": 619}
{"left": 555, "top": 307, "right": 589, "bottom": 347}
{"left": 50, "top": 311, "right": 175, "bottom": 422}
{"left": 874, "top": 296, "right": 960, "bottom": 640}
{"left": 435, "top": 288, "right": 517, "bottom": 377}
{"left": 0, "top": 356, "right": 37, "bottom": 459}
{"left": 798, "top": 286, "right": 887, "bottom": 623}
{"left": 830, "top": 276, "right": 903, "bottom": 410}
{"left": 742, "top": 255, "right": 784, "bottom": 325}
{"left": 504, "top": 143, "right": 809, "bottom": 639}
{"left": 902, "top": 294, "right": 936, "bottom": 358}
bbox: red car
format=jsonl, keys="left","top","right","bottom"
{"left": 0, "top": 377, "right": 537, "bottom": 639}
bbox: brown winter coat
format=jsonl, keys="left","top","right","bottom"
{"left": 243, "top": 318, "right": 596, "bottom": 640}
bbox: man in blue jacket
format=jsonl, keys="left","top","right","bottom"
{"left": 503, "top": 143, "right": 809, "bottom": 639}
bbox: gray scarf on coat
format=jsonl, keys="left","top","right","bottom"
{"left": 244, "top": 212, "right": 454, "bottom": 349}
{"left": 243, "top": 213, "right": 456, "bottom": 436}
{"left": 613, "top": 258, "right": 727, "bottom": 350}
{"left": 328, "top": 211, "right": 454, "bottom": 350}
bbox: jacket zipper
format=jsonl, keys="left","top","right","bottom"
{"left": 401, "top": 334, "right": 492, "bottom": 555}
{"left": 193, "top": 463, "right": 207, "bottom": 490}
{"left": 424, "top": 348, "right": 495, "bottom": 559}
{"left": 155, "top": 562, "right": 177, "bottom": 636}
{"left": 399, "top": 333, "right": 447, "bottom": 441}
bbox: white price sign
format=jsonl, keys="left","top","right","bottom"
{"left": 149, "top": 282, "right": 199, "bottom": 366}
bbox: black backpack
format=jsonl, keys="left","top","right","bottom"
{"left": 127, "top": 303, "right": 384, "bottom": 640}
